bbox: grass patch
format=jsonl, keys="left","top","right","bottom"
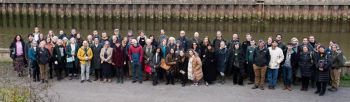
{"left": 341, "top": 74, "right": 350, "bottom": 87}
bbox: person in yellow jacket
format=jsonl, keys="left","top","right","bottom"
{"left": 77, "top": 40, "right": 93, "bottom": 83}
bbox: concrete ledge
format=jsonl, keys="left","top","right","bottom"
{"left": 0, "top": 48, "right": 11, "bottom": 62}
{"left": 0, "top": 0, "right": 349, "bottom": 5}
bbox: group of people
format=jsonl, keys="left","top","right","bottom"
{"left": 10, "top": 27, "right": 346, "bottom": 96}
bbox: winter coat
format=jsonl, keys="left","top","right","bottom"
{"left": 298, "top": 52, "right": 314, "bottom": 77}
{"left": 128, "top": 45, "right": 144, "bottom": 63}
{"left": 100, "top": 47, "right": 113, "bottom": 64}
{"left": 315, "top": 53, "right": 332, "bottom": 82}
{"left": 52, "top": 45, "right": 66, "bottom": 64}
{"left": 36, "top": 47, "right": 50, "bottom": 65}
{"left": 268, "top": 47, "right": 284, "bottom": 69}
{"left": 190, "top": 56, "right": 203, "bottom": 81}
{"left": 112, "top": 46, "right": 126, "bottom": 67}
{"left": 216, "top": 48, "right": 229, "bottom": 73}
{"left": 330, "top": 51, "right": 344, "bottom": 69}
{"left": 91, "top": 43, "right": 102, "bottom": 69}
{"left": 77, "top": 47, "right": 93, "bottom": 64}
{"left": 150, "top": 53, "right": 162, "bottom": 71}
{"left": 253, "top": 47, "right": 270, "bottom": 67}
{"left": 143, "top": 45, "right": 154, "bottom": 64}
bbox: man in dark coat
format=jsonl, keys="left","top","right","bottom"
{"left": 91, "top": 38, "right": 103, "bottom": 81}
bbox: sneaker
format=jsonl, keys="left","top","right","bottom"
{"left": 205, "top": 82, "right": 209, "bottom": 86}
{"left": 132, "top": 80, "right": 137, "bottom": 83}
{"left": 81, "top": 80, "right": 85, "bottom": 83}
{"left": 86, "top": 79, "right": 92, "bottom": 82}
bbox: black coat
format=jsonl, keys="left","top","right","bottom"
{"left": 298, "top": 52, "right": 314, "bottom": 77}
{"left": 91, "top": 44, "right": 103, "bottom": 69}
{"left": 253, "top": 47, "right": 270, "bottom": 67}
{"left": 53, "top": 45, "right": 66, "bottom": 64}
{"left": 228, "top": 48, "right": 245, "bottom": 74}
{"left": 202, "top": 49, "right": 217, "bottom": 82}
{"left": 36, "top": 47, "right": 50, "bottom": 65}
{"left": 314, "top": 53, "right": 332, "bottom": 82}
{"left": 9, "top": 41, "right": 26, "bottom": 60}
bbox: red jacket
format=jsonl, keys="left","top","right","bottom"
{"left": 128, "top": 45, "right": 143, "bottom": 63}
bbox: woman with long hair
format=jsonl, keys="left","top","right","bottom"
{"left": 187, "top": 49, "right": 203, "bottom": 86}
{"left": 10, "top": 35, "right": 27, "bottom": 77}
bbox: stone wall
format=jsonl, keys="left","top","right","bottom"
{"left": 0, "top": 0, "right": 349, "bottom": 5}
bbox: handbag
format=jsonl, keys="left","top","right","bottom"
{"left": 144, "top": 64, "right": 152, "bottom": 75}
{"left": 160, "top": 59, "right": 171, "bottom": 71}
{"left": 66, "top": 57, "right": 74, "bottom": 63}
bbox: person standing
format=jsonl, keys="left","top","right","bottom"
{"left": 246, "top": 40, "right": 256, "bottom": 84}
{"left": 202, "top": 44, "right": 217, "bottom": 86}
{"left": 143, "top": 39, "right": 154, "bottom": 81}
{"left": 252, "top": 40, "right": 270, "bottom": 90}
{"left": 66, "top": 38, "right": 79, "bottom": 80}
{"left": 10, "top": 35, "right": 27, "bottom": 77}
{"left": 137, "top": 31, "right": 147, "bottom": 47}
{"left": 100, "top": 41, "right": 114, "bottom": 83}
{"left": 187, "top": 49, "right": 203, "bottom": 86}
{"left": 112, "top": 42, "right": 126, "bottom": 84}
{"left": 91, "top": 38, "right": 103, "bottom": 81}
{"left": 314, "top": 46, "right": 331, "bottom": 96}
{"left": 229, "top": 43, "right": 245, "bottom": 86}
{"left": 37, "top": 41, "right": 50, "bottom": 83}
{"left": 28, "top": 42, "right": 39, "bottom": 82}
{"left": 52, "top": 39, "right": 66, "bottom": 81}
{"left": 45, "top": 37, "right": 54, "bottom": 79}
{"left": 165, "top": 49, "right": 177, "bottom": 85}
{"left": 216, "top": 41, "right": 229, "bottom": 84}
{"left": 267, "top": 40, "right": 284, "bottom": 90}
{"left": 150, "top": 48, "right": 162, "bottom": 86}
{"left": 33, "top": 27, "right": 42, "bottom": 42}
{"left": 177, "top": 30, "right": 189, "bottom": 51}
{"left": 77, "top": 41, "right": 93, "bottom": 83}
{"left": 281, "top": 43, "right": 297, "bottom": 91}
{"left": 128, "top": 39, "right": 144, "bottom": 83}
{"left": 299, "top": 45, "right": 314, "bottom": 91}
{"left": 212, "top": 31, "right": 225, "bottom": 49}
{"left": 328, "top": 44, "right": 344, "bottom": 92}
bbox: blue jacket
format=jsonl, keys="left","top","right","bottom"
{"left": 28, "top": 47, "right": 37, "bottom": 61}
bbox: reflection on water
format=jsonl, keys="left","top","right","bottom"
{"left": 0, "top": 18, "right": 349, "bottom": 58}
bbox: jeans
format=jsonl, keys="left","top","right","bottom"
{"left": 132, "top": 62, "right": 142, "bottom": 81}
{"left": 80, "top": 63, "right": 90, "bottom": 81}
{"left": 282, "top": 66, "right": 292, "bottom": 86}
{"left": 268, "top": 68, "right": 279, "bottom": 87}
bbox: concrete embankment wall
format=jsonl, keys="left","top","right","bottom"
{"left": 0, "top": 0, "right": 349, "bottom": 26}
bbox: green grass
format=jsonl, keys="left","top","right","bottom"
{"left": 341, "top": 74, "right": 350, "bottom": 87}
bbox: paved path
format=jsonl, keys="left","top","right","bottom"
{"left": 49, "top": 79, "right": 350, "bottom": 102}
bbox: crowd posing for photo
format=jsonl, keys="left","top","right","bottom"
{"left": 10, "top": 27, "right": 347, "bottom": 96}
